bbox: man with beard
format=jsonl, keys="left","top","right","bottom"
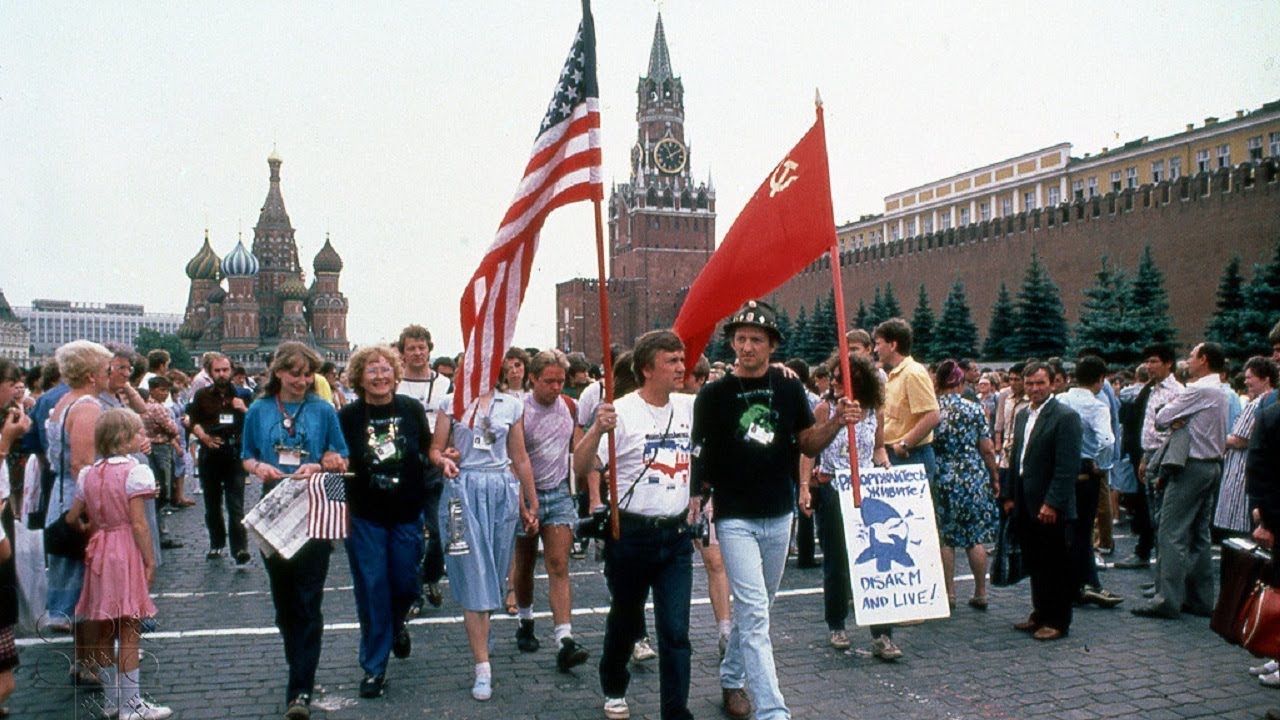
{"left": 188, "top": 353, "right": 254, "bottom": 565}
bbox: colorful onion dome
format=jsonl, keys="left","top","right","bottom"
{"left": 220, "top": 239, "right": 259, "bottom": 277}
{"left": 184, "top": 232, "right": 221, "bottom": 280}
{"left": 278, "top": 277, "right": 308, "bottom": 302}
{"left": 177, "top": 322, "right": 201, "bottom": 340}
{"left": 206, "top": 286, "right": 227, "bottom": 304}
{"left": 312, "top": 236, "right": 344, "bottom": 273}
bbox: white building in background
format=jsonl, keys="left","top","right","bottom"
{"left": 15, "top": 299, "right": 182, "bottom": 359}
{"left": 0, "top": 291, "right": 31, "bottom": 364}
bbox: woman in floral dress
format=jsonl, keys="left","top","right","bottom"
{"left": 931, "top": 359, "right": 1000, "bottom": 609}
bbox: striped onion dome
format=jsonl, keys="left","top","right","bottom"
{"left": 184, "top": 232, "right": 221, "bottom": 280}
{"left": 206, "top": 286, "right": 227, "bottom": 304}
{"left": 220, "top": 239, "right": 259, "bottom": 277}
{"left": 312, "top": 236, "right": 344, "bottom": 273}
{"left": 177, "top": 322, "right": 201, "bottom": 339}
{"left": 278, "top": 277, "right": 308, "bottom": 302}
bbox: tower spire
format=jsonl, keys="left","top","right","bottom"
{"left": 646, "top": 12, "right": 673, "bottom": 82}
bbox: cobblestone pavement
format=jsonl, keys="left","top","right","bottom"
{"left": 13, "top": 488, "right": 1279, "bottom": 719}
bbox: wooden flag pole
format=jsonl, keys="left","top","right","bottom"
{"left": 591, "top": 197, "right": 622, "bottom": 539}
{"left": 817, "top": 89, "right": 863, "bottom": 507}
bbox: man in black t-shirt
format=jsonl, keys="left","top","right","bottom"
{"left": 690, "top": 300, "right": 853, "bottom": 720}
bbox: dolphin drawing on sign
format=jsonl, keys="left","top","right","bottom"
{"left": 855, "top": 498, "right": 916, "bottom": 572}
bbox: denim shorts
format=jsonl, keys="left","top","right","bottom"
{"left": 521, "top": 478, "right": 578, "bottom": 535}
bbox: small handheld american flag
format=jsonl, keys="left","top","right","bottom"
{"left": 306, "top": 472, "right": 348, "bottom": 540}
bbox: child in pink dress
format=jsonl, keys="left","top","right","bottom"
{"left": 66, "top": 409, "right": 171, "bottom": 720}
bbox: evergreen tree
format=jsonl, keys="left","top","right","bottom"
{"left": 1128, "top": 245, "right": 1177, "bottom": 346}
{"left": 982, "top": 282, "right": 1019, "bottom": 361}
{"left": 855, "top": 299, "right": 869, "bottom": 330}
{"left": 791, "top": 305, "right": 814, "bottom": 363}
{"left": 1012, "top": 251, "right": 1070, "bottom": 360}
{"left": 773, "top": 306, "right": 794, "bottom": 360}
{"left": 933, "top": 280, "right": 979, "bottom": 360}
{"left": 1073, "top": 257, "right": 1142, "bottom": 364}
{"left": 805, "top": 292, "right": 839, "bottom": 363}
{"left": 1205, "top": 255, "right": 1250, "bottom": 361}
{"left": 1250, "top": 240, "right": 1280, "bottom": 323}
{"left": 882, "top": 282, "right": 903, "bottom": 320}
{"left": 1236, "top": 263, "right": 1280, "bottom": 359}
{"left": 868, "top": 286, "right": 886, "bottom": 329}
{"left": 910, "top": 284, "right": 936, "bottom": 362}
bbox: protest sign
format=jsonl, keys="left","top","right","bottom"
{"left": 836, "top": 463, "right": 950, "bottom": 626}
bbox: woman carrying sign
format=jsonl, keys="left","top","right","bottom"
{"left": 809, "top": 353, "right": 885, "bottom": 653}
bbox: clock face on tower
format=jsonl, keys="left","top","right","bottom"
{"left": 652, "top": 137, "right": 687, "bottom": 175}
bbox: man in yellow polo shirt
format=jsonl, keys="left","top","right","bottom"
{"left": 874, "top": 318, "right": 940, "bottom": 472}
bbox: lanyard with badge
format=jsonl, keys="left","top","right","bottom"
{"left": 464, "top": 397, "right": 499, "bottom": 451}
{"left": 217, "top": 388, "right": 237, "bottom": 428}
{"left": 274, "top": 396, "right": 310, "bottom": 466}
{"left": 366, "top": 402, "right": 402, "bottom": 489}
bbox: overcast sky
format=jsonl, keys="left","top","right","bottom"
{"left": 4, "top": 1, "right": 1278, "bottom": 355}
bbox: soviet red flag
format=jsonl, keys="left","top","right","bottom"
{"left": 673, "top": 108, "right": 837, "bottom": 363}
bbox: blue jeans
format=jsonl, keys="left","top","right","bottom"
{"left": 717, "top": 513, "right": 792, "bottom": 720}
{"left": 347, "top": 515, "right": 424, "bottom": 676}
{"left": 600, "top": 520, "right": 693, "bottom": 720}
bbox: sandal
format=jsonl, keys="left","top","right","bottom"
{"left": 504, "top": 588, "right": 518, "bottom": 616}
{"left": 969, "top": 596, "right": 989, "bottom": 611}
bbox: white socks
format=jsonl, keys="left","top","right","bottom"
{"left": 120, "top": 667, "right": 141, "bottom": 709}
{"left": 554, "top": 623, "right": 572, "bottom": 644}
{"left": 517, "top": 606, "right": 534, "bottom": 621}
{"left": 475, "top": 661, "right": 491, "bottom": 680}
{"left": 99, "top": 667, "right": 119, "bottom": 710}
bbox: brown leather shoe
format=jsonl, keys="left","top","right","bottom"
{"left": 722, "top": 687, "right": 751, "bottom": 719}
{"left": 1013, "top": 617, "right": 1040, "bottom": 633}
{"left": 1032, "top": 626, "right": 1065, "bottom": 641}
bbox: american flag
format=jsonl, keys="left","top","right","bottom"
{"left": 306, "top": 473, "right": 348, "bottom": 540}
{"left": 453, "top": 2, "right": 602, "bottom": 419}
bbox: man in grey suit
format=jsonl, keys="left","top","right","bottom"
{"left": 1000, "top": 362, "right": 1082, "bottom": 641}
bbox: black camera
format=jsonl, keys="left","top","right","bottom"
{"left": 690, "top": 514, "right": 711, "bottom": 545}
{"left": 576, "top": 506, "right": 611, "bottom": 541}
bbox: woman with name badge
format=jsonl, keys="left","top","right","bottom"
{"left": 241, "top": 342, "right": 349, "bottom": 720}
{"left": 429, "top": 389, "right": 538, "bottom": 702}
{"left": 337, "top": 345, "right": 430, "bottom": 700}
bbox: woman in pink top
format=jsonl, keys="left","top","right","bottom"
{"left": 67, "top": 409, "right": 170, "bottom": 720}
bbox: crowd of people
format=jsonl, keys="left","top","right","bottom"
{"left": 2, "top": 303, "right": 1280, "bottom": 719}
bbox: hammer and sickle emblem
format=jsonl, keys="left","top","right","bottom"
{"left": 769, "top": 159, "right": 799, "bottom": 198}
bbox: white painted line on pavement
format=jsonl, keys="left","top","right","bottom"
{"left": 20, "top": 574, "right": 982, "bottom": 648}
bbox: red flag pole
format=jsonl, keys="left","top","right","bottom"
{"left": 817, "top": 91, "right": 863, "bottom": 507}
{"left": 591, "top": 197, "right": 621, "bottom": 539}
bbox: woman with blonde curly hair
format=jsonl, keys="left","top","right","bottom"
{"left": 337, "top": 345, "right": 433, "bottom": 699}
{"left": 46, "top": 340, "right": 112, "bottom": 684}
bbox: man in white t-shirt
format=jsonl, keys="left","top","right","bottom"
{"left": 394, "top": 324, "right": 450, "bottom": 610}
{"left": 573, "top": 330, "right": 696, "bottom": 720}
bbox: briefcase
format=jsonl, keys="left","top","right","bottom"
{"left": 1213, "top": 538, "right": 1272, "bottom": 646}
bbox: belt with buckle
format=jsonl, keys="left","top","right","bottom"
{"left": 618, "top": 511, "right": 685, "bottom": 529}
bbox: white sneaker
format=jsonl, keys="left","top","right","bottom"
{"left": 1253, "top": 660, "right": 1280, "bottom": 676}
{"left": 471, "top": 674, "right": 493, "bottom": 701}
{"left": 121, "top": 697, "right": 173, "bottom": 720}
{"left": 603, "top": 697, "right": 630, "bottom": 719}
{"left": 630, "top": 636, "right": 657, "bottom": 662}
{"left": 1262, "top": 670, "right": 1280, "bottom": 688}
